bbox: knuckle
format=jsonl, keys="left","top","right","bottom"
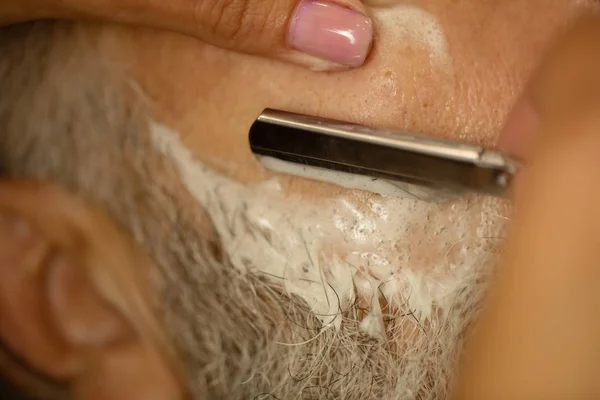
{"left": 199, "top": 0, "right": 274, "bottom": 46}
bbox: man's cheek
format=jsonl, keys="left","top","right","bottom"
{"left": 150, "top": 120, "right": 509, "bottom": 339}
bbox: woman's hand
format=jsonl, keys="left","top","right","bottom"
{"left": 454, "top": 16, "right": 600, "bottom": 399}
{"left": 0, "top": 0, "right": 373, "bottom": 70}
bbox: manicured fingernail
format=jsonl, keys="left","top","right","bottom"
{"left": 496, "top": 96, "right": 539, "bottom": 159}
{"left": 288, "top": 0, "right": 373, "bottom": 68}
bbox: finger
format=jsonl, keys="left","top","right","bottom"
{"left": 83, "top": 0, "right": 374, "bottom": 71}
{"left": 455, "top": 17, "right": 600, "bottom": 399}
{"left": 497, "top": 16, "right": 600, "bottom": 199}
{"left": 456, "top": 111, "right": 600, "bottom": 400}
{"left": 457, "top": 110, "right": 600, "bottom": 399}
{"left": 498, "top": 16, "right": 600, "bottom": 158}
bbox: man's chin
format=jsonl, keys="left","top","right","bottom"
{"left": 174, "top": 233, "right": 492, "bottom": 399}
{"left": 150, "top": 121, "right": 505, "bottom": 399}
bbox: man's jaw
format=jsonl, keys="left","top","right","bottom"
{"left": 150, "top": 120, "right": 507, "bottom": 398}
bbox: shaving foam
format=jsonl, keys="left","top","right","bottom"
{"left": 372, "top": 4, "right": 452, "bottom": 73}
{"left": 150, "top": 122, "right": 505, "bottom": 339}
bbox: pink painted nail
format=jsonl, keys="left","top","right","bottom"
{"left": 288, "top": 0, "right": 373, "bottom": 68}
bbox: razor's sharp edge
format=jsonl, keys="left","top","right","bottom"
{"left": 249, "top": 109, "right": 520, "bottom": 198}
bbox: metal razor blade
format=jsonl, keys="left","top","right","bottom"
{"left": 249, "top": 109, "right": 521, "bottom": 200}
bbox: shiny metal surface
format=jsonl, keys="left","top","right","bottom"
{"left": 249, "top": 109, "right": 522, "bottom": 199}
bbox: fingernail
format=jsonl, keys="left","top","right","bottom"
{"left": 496, "top": 96, "right": 539, "bottom": 160}
{"left": 288, "top": 0, "right": 373, "bottom": 68}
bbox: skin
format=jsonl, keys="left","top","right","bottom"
{"left": 0, "top": 0, "right": 372, "bottom": 69}
{"left": 110, "top": 0, "right": 583, "bottom": 189}
{"left": 1, "top": 1, "right": 600, "bottom": 399}
{"left": 456, "top": 17, "right": 600, "bottom": 398}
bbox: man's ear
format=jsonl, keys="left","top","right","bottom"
{"left": 0, "top": 180, "right": 185, "bottom": 400}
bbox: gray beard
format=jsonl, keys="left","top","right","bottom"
{"left": 0, "top": 20, "right": 495, "bottom": 400}
{"left": 155, "top": 225, "right": 491, "bottom": 400}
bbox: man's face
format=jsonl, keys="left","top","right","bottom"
{"left": 98, "top": 1, "right": 593, "bottom": 397}
{"left": 0, "top": 1, "right": 597, "bottom": 399}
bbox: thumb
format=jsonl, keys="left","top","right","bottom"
{"left": 497, "top": 16, "right": 600, "bottom": 161}
{"left": 455, "top": 17, "right": 600, "bottom": 399}
{"left": 94, "top": 0, "right": 374, "bottom": 71}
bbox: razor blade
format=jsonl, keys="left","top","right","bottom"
{"left": 248, "top": 109, "right": 521, "bottom": 200}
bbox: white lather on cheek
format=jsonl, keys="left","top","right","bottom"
{"left": 150, "top": 122, "right": 503, "bottom": 340}
{"left": 356, "top": 3, "right": 455, "bottom": 124}
{"left": 371, "top": 4, "right": 453, "bottom": 74}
